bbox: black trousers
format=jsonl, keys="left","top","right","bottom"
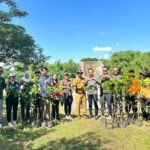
{"left": 20, "top": 98, "right": 30, "bottom": 121}
{"left": 125, "top": 95, "right": 138, "bottom": 114}
{"left": 63, "top": 93, "right": 72, "bottom": 116}
{"left": 52, "top": 100, "right": 59, "bottom": 119}
{"left": 140, "top": 98, "right": 150, "bottom": 120}
{"left": 6, "top": 96, "right": 18, "bottom": 122}
{"left": 88, "top": 94, "right": 98, "bottom": 116}
{"left": 33, "top": 97, "right": 42, "bottom": 120}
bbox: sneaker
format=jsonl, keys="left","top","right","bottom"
{"left": 53, "top": 119, "right": 58, "bottom": 123}
{"left": 27, "top": 120, "right": 30, "bottom": 124}
{"left": 68, "top": 116, "right": 73, "bottom": 120}
{"left": 0, "top": 123, "right": 2, "bottom": 128}
{"left": 95, "top": 115, "right": 99, "bottom": 120}
{"left": 88, "top": 114, "right": 93, "bottom": 118}
{"left": 82, "top": 115, "right": 88, "bottom": 119}
{"left": 8, "top": 122, "right": 13, "bottom": 127}
{"left": 101, "top": 115, "right": 105, "bottom": 119}
{"left": 108, "top": 115, "right": 112, "bottom": 120}
{"left": 65, "top": 116, "right": 69, "bottom": 119}
{"left": 12, "top": 121, "right": 17, "bottom": 126}
{"left": 41, "top": 121, "right": 47, "bottom": 127}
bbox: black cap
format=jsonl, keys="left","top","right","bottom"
{"left": 76, "top": 69, "right": 83, "bottom": 74}
{"left": 128, "top": 68, "right": 134, "bottom": 73}
{"left": 140, "top": 71, "right": 148, "bottom": 76}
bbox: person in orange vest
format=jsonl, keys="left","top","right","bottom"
{"left": 125, "top": 69, "right": 140, "bottom": 120}
{"left": 72, "top": 69, "right": 87, "bottom": 119}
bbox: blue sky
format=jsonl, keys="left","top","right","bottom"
{"left": 1, "top": 0, "right": 150, "bottom": 63}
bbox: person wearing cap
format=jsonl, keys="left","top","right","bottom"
{"left": 72, "top": 69, "right": 87, "bottom": 118}
{"left": 6, "top": 73, "right": 20, "bottom": 127}
{"left": 125, "top": 69, "right": 140, "bottom": 120}
{"left": 61, "top": 73, "right": 73, "bottom": 120}
{"left": 0, "top": 67, "right": 6, "bottom": 128}
{"left": 85, "top": 68, "right": 100, "bottom": 119}
{"left": 139, "top": 71, "right": 150, "bottom": 120}
{"left": 99, "top": 67, "right": 113, "bottom": 120}
{"left": 20, "top": 72, "right": 33, "bottom": 124}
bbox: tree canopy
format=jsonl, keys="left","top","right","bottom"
{"left": 100, "top": 50, "right": 150, "bottom": 76}
{"left": 0, "top": 0, "right": 48, "bottom": 66}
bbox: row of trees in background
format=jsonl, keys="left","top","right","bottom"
{"left": 2, "top": 59, "right": 79, "bottom": 80}
{"left": 100, "top": 50, "right": 150, "bottom": 76}
{"left": 2, "top": 50, "right": 150, "bottom": 80}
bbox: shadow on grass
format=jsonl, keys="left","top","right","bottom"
{"left": 27, "top": 132, "right": 111, "bottom": 150}
{"left": 0, "top": 127, "right": 56, "bottom": 150}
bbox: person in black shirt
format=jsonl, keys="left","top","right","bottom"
{"left": 0, "top": 66, "right": 5, "bottom": 128}
{"left": 6, "top": 73, "right": 20, "bottom": 127}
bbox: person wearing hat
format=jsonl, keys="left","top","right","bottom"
{"left": 6, "top": 73, "right": 20, "bottom": 127}
{"left": 0, "top": 67, "right": 6, "bottom": 128}
{"left": 99, "top": 67, "right": 113, "bottom": 120}
{"left": 124, "top": 69, "right": 140, "bottom": 120}
{"left": 61, "top": 72, "right": 73, "bottom": 120}
{"left": 72, "top": 69, "right": 87, "bottom": 118}
{"left": 139, "top": 70, "right": 149, "bottom": 120}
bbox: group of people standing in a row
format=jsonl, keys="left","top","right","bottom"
{"left": 0, "top": 65, "right": 149, "bottom": 128}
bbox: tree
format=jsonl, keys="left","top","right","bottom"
{"left": 0, "top": 0, "right": 48, "bottom": 66}
{"left": 63, "top": 59, "right": 79, "bottom": 77}
{"left": 81, "top": 58, "right": 99, "bottom": 61}
{"left": 48, "top": 60, "right": 64, "bottom": 79}
{"left": 101, "top": 50, "right": 150, "bottom": 76}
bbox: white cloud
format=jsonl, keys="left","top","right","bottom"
{"left": 93, "top": 46, "right": 112, "bottom": 51}
{"left": 116, "top": 42, "right": 120, "bottom": 46}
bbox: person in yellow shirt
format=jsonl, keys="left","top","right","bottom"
{"left": 72, "top": 69, "right": 87, "bottom": 118}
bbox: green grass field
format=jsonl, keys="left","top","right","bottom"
{"left": 0, "top": 104, "right": 150, "bottom": 150}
